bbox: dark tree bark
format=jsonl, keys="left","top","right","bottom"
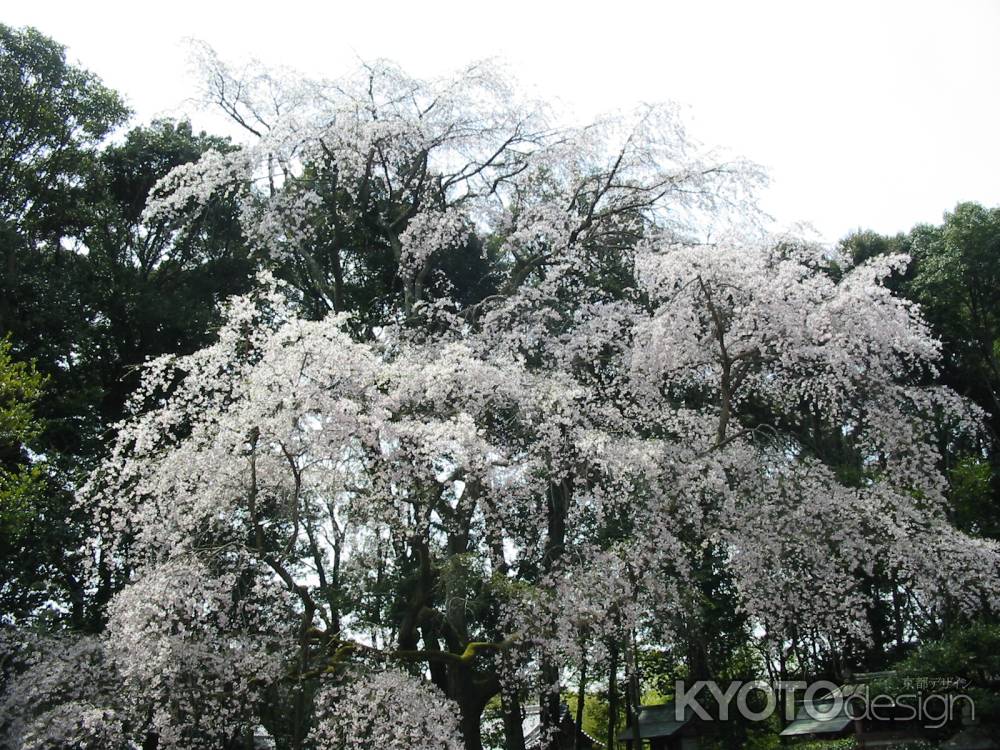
{"left": 606, "top": 642, "right": 619, "bottom": 750}
{"left": 501, "top": 678, "right": 527, "bottom": 750}
{"left": 540, "top": 479, "right": 570, "bottom": 742}
{"left": 574, "top": 647, "right": 588, "bottom": 750}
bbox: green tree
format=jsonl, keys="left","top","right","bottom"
{"left": 879, "top": 622, "right": 1000, "bottom": 729}
{"left": 81, "top": 119, "right": 254, "bottom": 437}
{"left": 908, "top": 203, "right": 1000, "bottom": 436}
{"left": 0, "top": 23, "right": 128, "bottom": 333}
{"left": 0, "top": 25, "right": 257, "bottom": 627}
{"left": 0, "top": 339, "right": 49, "bottom": 621}
{"left": 840, "top": 205, "right": 1000, "bottom": 537}
{"left": 836, "top": 205, "right": 1000, "bottom": 675}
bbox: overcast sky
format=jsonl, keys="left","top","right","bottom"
{"left": 6, "top": 0, "right": 1000, "bottom": 242}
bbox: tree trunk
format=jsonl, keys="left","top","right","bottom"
{"left": 623, "top": 630, "right": 641, "bottom": 746}
{"left": 502, "top": 681, "right": 526, "bottom": 750}
{"left": 574, "top": 649, "right": 588, "bottom": 750}
{"left": 606, "top": 642, "right": 619, "bottom": 750}
{"left": 540, "top": 659, "right": 561, "bottom": 746}
{"left": 457, "top": 701, "right": 485, "bottom": 750}
{"left": 540, "top": 479, "right": 570, "bottom": 743}
{"left": 447, "top": 663, "right": 497, "bottom": 750}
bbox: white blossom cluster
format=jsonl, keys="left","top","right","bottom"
{"left": 309, "top": 669, "right": 464, "bottom": 750}
{"left": 104, "top": 556, "right": 293, "bottom": 749}
{"left": 141, "top": 53, "right": 764, "bottom": 318}
{"left": 1, "top": 635, "right": 128, "bottom": 750}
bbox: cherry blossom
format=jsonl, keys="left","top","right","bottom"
{"left": 3, "top": 54, "right": 996, "bottom": 750}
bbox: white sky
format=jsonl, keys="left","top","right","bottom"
{"left": 6, "top": 0, "right": 1000, "bottom": 242}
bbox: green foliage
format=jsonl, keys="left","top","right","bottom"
{"left": 0, "top": 24, "right": 254, "bottom": 628}
{"left": 737, "top": 731, "right": 783, "bottom": 750}
{"left": 79, "top": 119, "right": 254, "bottom": 434}
{"left": 842, "top": 204, "right": 1000, "bottom": 523}
{"left": 877, "top": 622, "right": 1000, "bottom": 725}
{"left": 0, "top": 464, "right": 45, "bottom": 542}
{"left": 949, "top": 457, "right": 996, "bottom": 536}
{"left": 785, "top": 740, "right": 857, "bottom": 750}
{"left": 0, "top": 337, "right": 45, "bottom": 443}
{"left": 0, "top": 338, "right": 50, "bottom": 621}
{"left": 0, "top": 22, "right": 127, "bottom": 454}
{"left": 908, "top": 203, "right": 1000, "bottom": 433}
{"left": 0, "top": 23, "right": 128, "bottom": 238}
{"left": 565, "top": 691, "right": 614, "bottom": 745}
{"left": 838, "top": 204, "right": 1000, "bottom": 668}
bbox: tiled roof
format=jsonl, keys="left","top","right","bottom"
{"left": 779, "top": 699, "right": 853, "bottom": 737}
{"left": 522, "top": 704, "right": 598, "bottom": 748}
{"left": 617, "top": 702, "right": 695, "bottom": 741}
